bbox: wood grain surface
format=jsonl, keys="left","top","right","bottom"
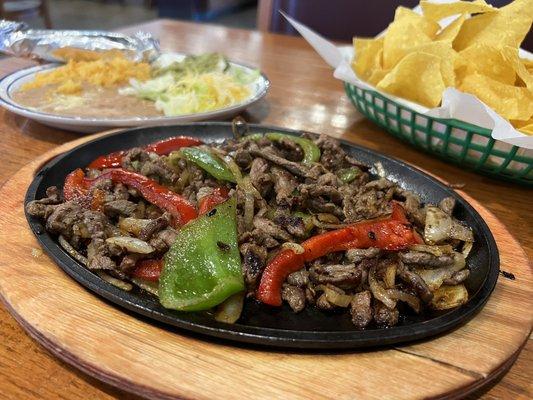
{"left": 0, "top": 19, "right": 531, "bottom": 400}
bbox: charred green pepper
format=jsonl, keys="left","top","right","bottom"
{"left": 242, "top": 132, "right": 321, "bottom": 165}
{"left": 337, "top": 167, "right": 362, "bottom": 183}
{"left": 159, "top": 197, "right": 244, "bottom": 311}
{"left": 179, "top": 147, "right": 236, "bottom": 183}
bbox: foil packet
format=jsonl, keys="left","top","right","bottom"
{"left": 0, "top": 20, "right": 160, "bottom": 62}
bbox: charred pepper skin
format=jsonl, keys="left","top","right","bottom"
{"left": 63, "top": 168, "right": 197, "bottom": 227}
{"left": 88, "top": 136, "right": 203, "bottom": 169}
{"left": 256, "top": 203, "right": 422, "bottom": 307}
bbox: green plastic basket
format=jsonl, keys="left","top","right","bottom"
{"left": 344, "top": 83, "right": 533, "bottom": 186}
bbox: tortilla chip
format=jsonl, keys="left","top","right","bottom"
{"left": 457, "top": 44, "right": 516, "bottom": 85}
{"left": 377, "top": 52, "right": 445, "bottom": 107}
{"left": 408, "top": 42, "right": 457, "bottom": 87}
{"left": 453, "top": 0, "right": 533, "bottom": 51}
{"left": 421, "top": 0, "right": 496, "bottom": 21}
{"left": 383, "top": 7, "right": 440, "bottom": 68}
{"left": 501, "top": 47, "right": 533, "bottom": 90}
{"left": 436, "top": 14, "right": 466, "bottom": 43}
{"left": 367, "top": 68, "right": 390, "bottom": 86}
{"left": 460, "top": 73, "right": 533, "bottom": 120}
{"left": 352, "top": 38, "right": 384, "bottom": 81}
{"left": 512, "top": 118, "right": 533, "bottom": 135}
{"left": 518, "top": 124, "right": 533, "bottom": 135}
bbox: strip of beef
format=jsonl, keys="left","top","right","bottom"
{"left": 149, "top": 228, "right": 178, "bottom": 253}
{"left": 253, "top": 216, "right": 293, "bottom": 242}
{"left": 314, "top": 134, "right": 367, "bottom": 171}
{"left": 26, "top": 186, "right": 62, "bottom": 218}
{"left": 373, "top": 301, "right": 399, "bottom": 327}
{"left": 122, "top": 148, "right": 178, "bottom": 184}
{"left": 45, "top": 202, "right": 84, "bottom": 239}
{"left": 119, "top": 254, "right": 140, "bottom": 272}
{"left": 239, "top": 229, "right": 280, "bottom": 248}
{"left": 272, "top": 207, "right": 307, "bottom": 238}
{"left": 274, "top": 137, "right": 304, "bottom": 162}
{"left": 240, "top": 242, "right": 267, "bottom": 291}
{"left": 282, "top": 284, "right": 306, "bottom": 312}
{"left": 342, "top": 178, "right": 394, "bottom": 222}
{"left": 345, "top": 248, "right": 381, "bottom": 263}
{"left": 394, "top": 187, "right": 426, "bottom": 226}
{"left": 397, "top": 263, "right": 433, "bottom": 303}
{"left": 443, "top": 269, "right": 470, "bottom": 285}
{"left": 113, "top": 183, "right": 130, "bottom": 201}
{"left": 399, "top": 251, "right": 454, "bottom": 267}
{"left": 103, "top": 200, "right": 137, "bottom": 217}
{"left": 249, "top": 149, "right": 313, "bottom": 179}
{"left": 86, "top": 238, "right": 116, "bottom": 271}
{"left": 300, "top": 183, "right": 342, "bottom": 204}
{"left": 309, "top": 263, "right": 364, "bottom": 290}
{"left": 287, "top": 269, "right": 309, "bottom": 287}
{"left": 271, "top": 166, "right": 297, "bottom": 206}
{"left": 249, "top": 157, "right": 272, "bottom": 198}
{"left": 233, "top": 148, "right": 253, "bottom": 168}
{"left": 138, "top": 213, "right": 171, "bottom": 241}
{"left": 316, "top": 172, "right": 341, "bottom": 187}
{"left": 350, "top": 290, "right": 373, "bottom": 329}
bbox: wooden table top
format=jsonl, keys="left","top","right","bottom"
{"left": 0, "top": 19, "right": 530, "bottom": 400}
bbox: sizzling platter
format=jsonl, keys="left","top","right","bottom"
{"left": 25, "top": 122, "right": 499, "bottom": 349}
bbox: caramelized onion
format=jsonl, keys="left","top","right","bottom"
{"left": 97, "top": 272, "right": 132, "bottom": 291}
{"left": 281, "top": 242, "right": 305, "bottom": 254}
{"left": 58, "top": 235, "right": 87, "bottom": 266}
{"left": 131, "top": 278, "right": 159, "bottom": 296}
{"left": 431, "top": 284, "right": 468, "bottom": 310}
{"left": 118, "top": 218, "right": 152, "bottom": 236}
{"left": 315, "top": 285, "right": 353, "bottom": 307}
{"left": 409, "top": 244, "right": 453, "bottom": 256}
{"left": 105, "top": 236, "right": 155, "bottom": 254}
{"left": 214, "top": 292, "right": 244, "bottom": 323}
{"left": 368, "top": 265, "right": 396, "bottom": 309}
{"left": 387, "top": 289, "right": 421, "bottom": 313}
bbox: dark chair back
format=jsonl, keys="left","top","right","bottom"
{"left": 264, "top": 0, "right": 532, "bottom": 50}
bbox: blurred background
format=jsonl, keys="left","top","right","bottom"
{"left": 0, "top": 0, "right": 531, "bottom": 49}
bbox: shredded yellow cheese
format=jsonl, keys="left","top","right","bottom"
{"left": 21, "top": 57, "right": 152, "bottom": 95}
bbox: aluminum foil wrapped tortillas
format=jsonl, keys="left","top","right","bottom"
{"left": 0, "top": 20, "right": 160, "bottom": 62}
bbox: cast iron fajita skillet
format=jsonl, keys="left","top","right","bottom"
{"left": 25, "top": 122, "right": 499, "bottom": 349}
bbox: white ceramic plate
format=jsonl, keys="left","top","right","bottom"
{"left": 0, "top": 56, "right": 270, "bottom": 133}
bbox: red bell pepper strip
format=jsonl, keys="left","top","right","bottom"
{"left": 88, "top": 151, "right": 124, "bottom": 169}
{"left": 144, "top": 136, "right": 203, "bottom": 155}
{"left": 63, "top": 168, "right": 89, "bottom": 201}
{"left": 132, "top": 259, "right": 163, "bottom": 282}
{"left": 88, "top": 136, "right": 204, "bottom": 169}
{"left": 256, "top": 203, "right": 422, "bottom": 306}
{"left": 198, "top": 187, "right": 230, "bottom": 215}
{"left": 63, "top": 168, "right": 197, "bottom": 226}
{"left": 93, "top": 169, "right": 197, "bottom": 226}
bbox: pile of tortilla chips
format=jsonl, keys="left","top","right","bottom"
{"left": 351, "top": 0, "right": 533, "bottom": 135}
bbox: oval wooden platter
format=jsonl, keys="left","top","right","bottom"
{"left": 0, "top": 132, "right": 531, "bottom": 400}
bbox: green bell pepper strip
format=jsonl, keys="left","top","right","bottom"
{"left": 180, "top": 147, "right": 236, "bottom": 183}
{"left": 242, "top": 132, "right": 321, "bottom": 165}
{"left": 242, "top": 133, "right": 263, "bottom": 141}
{"left": 159, "top": 197, "right": 244, "bottom": 311}
{"left": 337, "top": 167, "right": 361, "bottom": 184}
{"left": 293, "top": 211, "right": 314, "bottom": 234}
{"left": 265, "top": 132, "right": 320, "bottom": 165}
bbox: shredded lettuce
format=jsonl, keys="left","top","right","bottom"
{"left": 121, "top": 53, "right": 258, "bottom": 116}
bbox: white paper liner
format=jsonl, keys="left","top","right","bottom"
{"left": 281, "top": 3, "right": 533, "bottom": 159}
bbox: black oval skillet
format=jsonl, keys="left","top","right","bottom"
{"left": 25, "top": 122, "right": 499, "bottom": 349}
